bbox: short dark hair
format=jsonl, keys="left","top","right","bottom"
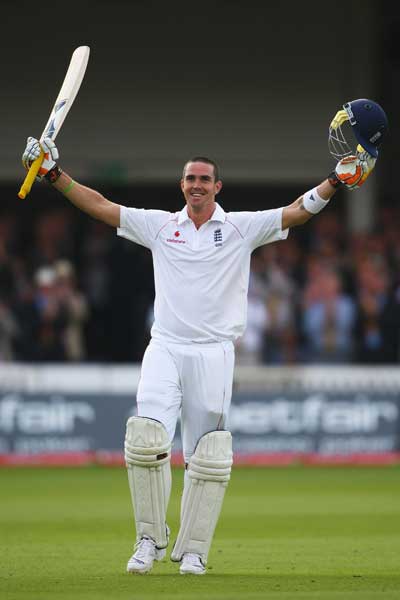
{"left": 182, "top": 156, "right": 220, "bottom": 182}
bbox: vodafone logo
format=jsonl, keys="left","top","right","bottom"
{"left": 166, "top": 231, "right": 186, "bottom": 244}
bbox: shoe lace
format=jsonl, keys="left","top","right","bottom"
{"left": 133, "top": 537, "right": 156, "bottom": 562}
{"left": 184, "top": 553, "right": 202, "bottom": 566}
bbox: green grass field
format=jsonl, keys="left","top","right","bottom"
{"left": 1, "top": 466, "right": 400, "bottom": 599}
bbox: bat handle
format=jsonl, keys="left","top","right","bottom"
{"left": 17, "top": 149, "right": 45, "bottom": 199}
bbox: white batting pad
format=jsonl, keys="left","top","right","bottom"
{"left": 124, "top": 416, "right": 171, "bottom": 548}
{"left": 171, "top": 430, "right": 233, "bottom": 564}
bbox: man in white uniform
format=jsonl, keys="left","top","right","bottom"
{"left": 22, "top": 138, "right": 376, "bottom": 575}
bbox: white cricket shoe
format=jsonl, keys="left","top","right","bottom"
{"left": 126, "top": 537, "right": 166, "bottom": 574}
{"left": 179, "top": 553, "right": 206, "bottom": 575}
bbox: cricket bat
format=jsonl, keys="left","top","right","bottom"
{"left": 18, "top": 45, "right": 90, "bottom": 199}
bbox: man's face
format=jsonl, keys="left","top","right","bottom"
{"left": 180, "top": 162, "right": 222, "bottom": 212}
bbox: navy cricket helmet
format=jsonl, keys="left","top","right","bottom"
{"left": 343, "top": 99, "right": 388, "bottom": 158}
{"left": 328, "top": 98, "right": 388, "bottom": 160}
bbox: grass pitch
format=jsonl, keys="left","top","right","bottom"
{"left": 1, "top": 466, "right": 400, "bottom": 599}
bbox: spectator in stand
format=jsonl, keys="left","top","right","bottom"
{"left": 32, "top": 266, "right": 67, "bottom": 361}
{"left": 258, "top": 244, "right": 298, "bottom": 364}
{"left": 14, "top": 266, "right": 67, "bottom": 362}
{"left": 0, "top": 301, "right": 19, "bottom": 361}
{"left": 31, "top": 210, "right": 74, "bottom": 269}
{"left": 54, "top": 260, "right": 89, "bottom": 361}
{"left": 353, "top": 257, "right": 400, "bottom": 362}
{"left": 380, "top": 206, "right": 400, "bottom": 274}
{"left": 263, "top": 288, "right": 297, "bottom": 364}
{"left": 302, "top": 266, "right": 356, "bottom": 363}
{"left": 81, "top": 221, "right": 113, "bottom": 360}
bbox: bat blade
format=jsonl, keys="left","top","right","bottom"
{"left": 18, "top": 46, "right": 90, "bottom": 199}
{"left": 40, "top": 46, "right": 90, "bottom": 142}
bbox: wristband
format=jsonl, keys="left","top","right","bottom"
{"left": 302, "top": 187, "right": 330, "bottom": 215}
{"left": 61, "top": 179, "right": 76, "bottom": 194}
{"left": 45, "top": 164, "right": 63, "bottom": 184}
{"left": 327, "top": 170, "right": 343, "bottom": 189}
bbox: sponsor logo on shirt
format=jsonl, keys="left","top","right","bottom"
{"left": 166, "top": 235, "right": 186, "bottom": 244}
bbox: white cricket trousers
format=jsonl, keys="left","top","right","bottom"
{"left": 136, "top": 338, "right": 235, "bottom": 462}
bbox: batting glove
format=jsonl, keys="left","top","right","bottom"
{"left": 22, "top": 137, "right": 60, "bottom": 181}
{"left": 328, "top": 153, "right": 376, "bottom": 191}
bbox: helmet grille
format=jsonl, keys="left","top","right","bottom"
{"left": 328, "top": 117, "right": 357, "bottom": 161}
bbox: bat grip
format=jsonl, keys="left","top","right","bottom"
{"left": 18, "top": 149, "right": 45, "bottom": 199}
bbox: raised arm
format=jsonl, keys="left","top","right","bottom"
{"left": 52, "top": 171, "right": 121, "bottom": 227}
{"left": 282, "top": 153, "right": 376, "bottom": 230}
{"left": 22, "top": 137, "right": 121, "bottom": 228}
{"left": 282, "top": 179, "right": 335, "bottom": 230}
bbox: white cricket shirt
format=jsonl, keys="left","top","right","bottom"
{"left": 117, "top": 203, "right": 288, "bottom": 343}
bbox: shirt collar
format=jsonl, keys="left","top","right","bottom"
{"left": 177, "top": 202, "right": 226, "bottom": 225}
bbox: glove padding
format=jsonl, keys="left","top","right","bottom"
{"left": 22, "top": 137, "right": 59, "bottom": 180}
{"left": 334, "top": 152, "right": 376, "bottom": 190}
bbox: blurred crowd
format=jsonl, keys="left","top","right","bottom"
{"left": 0, "top": 203, "right": 399, "bottom": 364}
{"left": 236, "top": 207, "right": 400, "bottom": 365}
